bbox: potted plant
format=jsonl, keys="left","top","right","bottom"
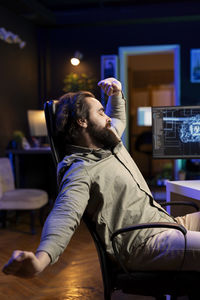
{"left": 63, "top": 73, "right": 96, "bottom": 93}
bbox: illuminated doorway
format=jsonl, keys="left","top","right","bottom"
{"left": 119, "top": 45, "right": 180, "bottom": 180}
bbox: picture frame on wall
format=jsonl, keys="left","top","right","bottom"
{"left": 190, "top": 49, "right": 200, "bottom": 83}
{"left": 101, "top": 55, "right": 118, "bottom": 105}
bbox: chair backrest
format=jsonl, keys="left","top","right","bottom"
{"left": 44, "top": 100, "right": 63, "bottom": 165}
{"left": 0, "top": 158, "right": 15, "bottom": 194}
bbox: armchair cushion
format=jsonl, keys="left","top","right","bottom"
{"left": 0, "top": 189, "right": 48, "bottom": 210}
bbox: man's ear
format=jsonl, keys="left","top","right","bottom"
{"left": 77, "top": 118, "right": 88, "bottom": 128}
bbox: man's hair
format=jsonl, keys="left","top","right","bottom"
{"left": 56, "top": 90, "right": 95, "bottom": 145}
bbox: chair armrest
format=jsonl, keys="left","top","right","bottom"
{"left": 111, "top": 222, "right": 187, "bottom": 241}
{"left": 159, "top": 201, "right": 199, "bottom": 212}
{"left": 111, "top": 222, "right": 187, "bottom": 275}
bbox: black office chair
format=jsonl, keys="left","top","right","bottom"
{"left": 44, "top": 100, "right": 200, "bottom": 300}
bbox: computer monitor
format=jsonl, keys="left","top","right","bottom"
{"left": 152, "top": 105, "right": 200, "bottom": 158}
{"left": 137, "top": 107, "right": 152, "bottom": 126}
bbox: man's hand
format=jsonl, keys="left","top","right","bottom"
{"left": 2, "top": 250, "right": 51, "bottom": 278}
{"left": 98, "top": 78, "right": 122, "bottom": 96}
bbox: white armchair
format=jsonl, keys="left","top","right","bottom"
{"left": 0, "top": 157, "right": 48, "bottom": 234}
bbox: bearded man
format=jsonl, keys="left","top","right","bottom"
{"left": 3, "top": 78, "right": 200, "bottom": 278}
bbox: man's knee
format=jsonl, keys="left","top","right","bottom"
{"left": 176, "top": 211, "right": 200, "bottom": 231}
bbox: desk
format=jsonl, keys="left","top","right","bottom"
{"left": 7, "top": 148, "right": 51, "bottom": 187}
{"left": 7, "top": 148, "right": 57, "bottom": 199}
{"left": 165, "top": 180, "right": 200, "bottom": 300}
{"left": 166, "top": 180, "right": 200, "bottom": 215}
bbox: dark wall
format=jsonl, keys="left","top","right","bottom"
{"left": 43, "top": 17, "right": 200, "bottom": 106}
{"left": 2, "top": 3, "right": 200, "bottom": 156}
{"left": 0, "top": 6, "right": 39, "bottom": 156}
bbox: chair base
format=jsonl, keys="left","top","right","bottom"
{"left": 114, "top": 271, "right": 200, "bottom": 299}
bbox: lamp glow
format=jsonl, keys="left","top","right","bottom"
{"left": 27, "top": 110, "right": 47, "bottom": 136}
{"left": 70, "top": 51, "right": 83, "bottom": 66}
{"left": 70, "top": 57, "right": 80, "bottom": 66}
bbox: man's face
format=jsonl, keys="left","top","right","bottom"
{"left": 84, "top": 97, "right": 120, "bottom": 148}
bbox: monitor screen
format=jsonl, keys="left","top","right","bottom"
{"left": 152, "top": 105, "right": 200, "bottom": 158}
{"left": 137, "top": 107, "right": 152, "bottom": 126}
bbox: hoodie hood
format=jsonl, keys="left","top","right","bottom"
{"left": 57, "top": 144, "right": 114, "bottom": 186}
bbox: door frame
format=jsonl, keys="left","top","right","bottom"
{"left": 118, "top": 44, "right": 180, "bottom": 150}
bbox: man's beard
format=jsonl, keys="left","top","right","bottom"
{"left": 87, "top": 120, "right": 120, "bottom": 149}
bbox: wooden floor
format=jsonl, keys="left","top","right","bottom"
{"left": 0, "top": 212, "right": 185, "bottom": 300}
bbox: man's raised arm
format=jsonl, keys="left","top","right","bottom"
{"left": 98, "top": 77, "right": 126, "bottom": 138}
